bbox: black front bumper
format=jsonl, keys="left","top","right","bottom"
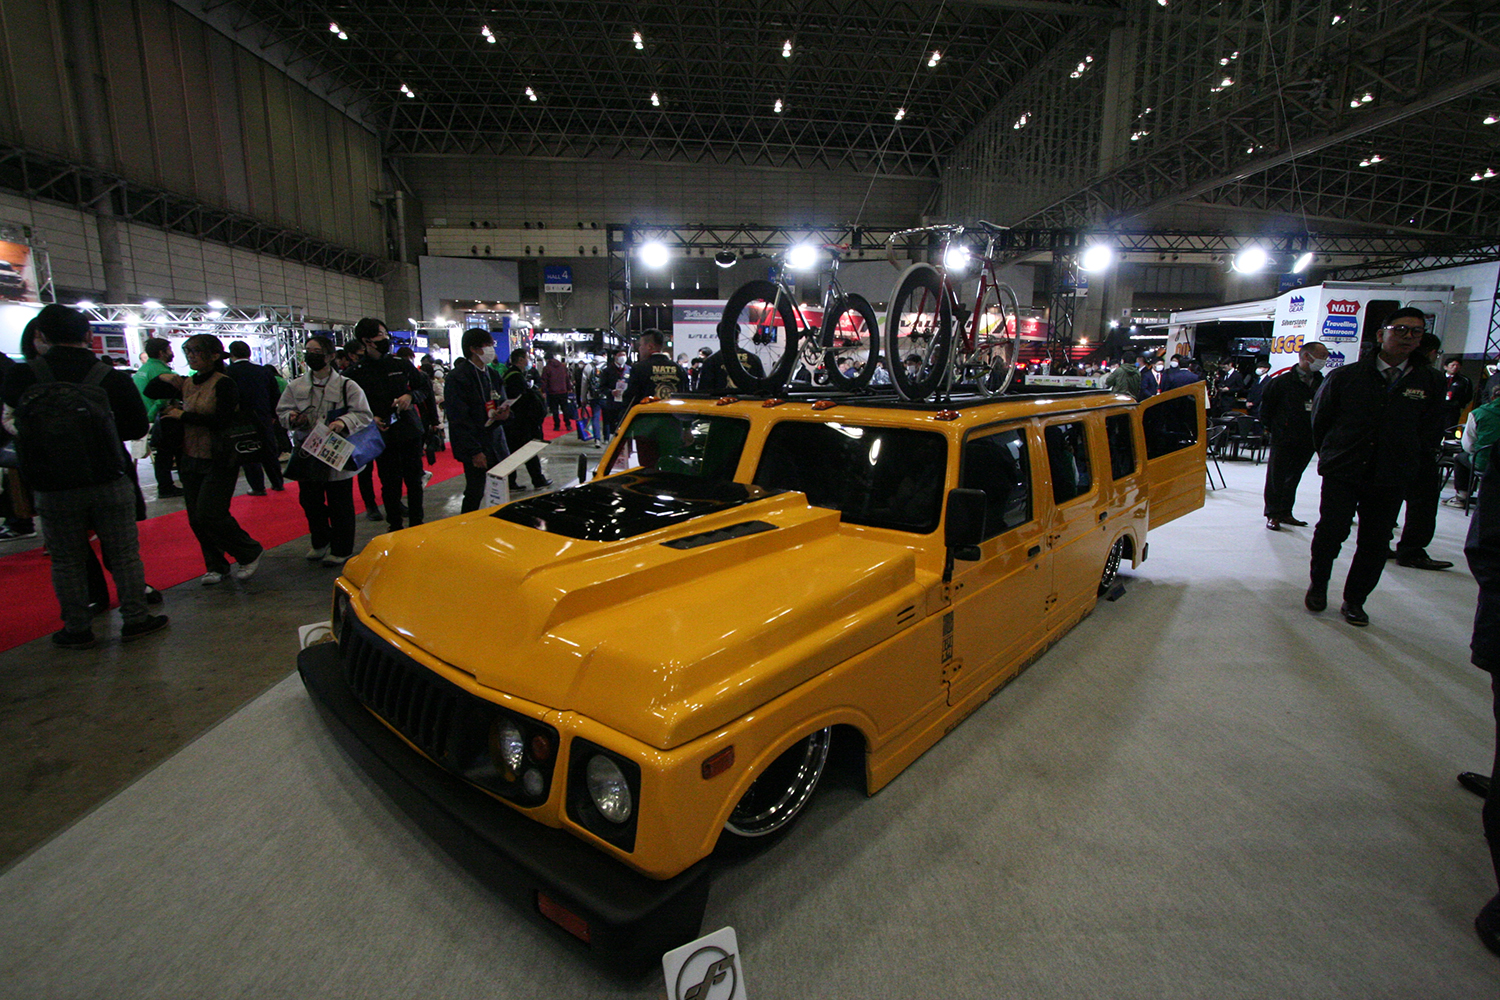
{"left": 297, "top": 642, "right": 711, "bottom": 971}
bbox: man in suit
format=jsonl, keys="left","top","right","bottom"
{"left": 1305, "top": 309, "right": 1446, "bottom": 626}
{"left": 1261, "top": 342, "right": 1328, "bottom": 530}
{"left": 225, "top": 340, "right": 284, "bottom": 495}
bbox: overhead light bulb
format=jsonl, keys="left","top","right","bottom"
{"left": 1485, "top": 114, "right": 1500, "bottom": 125}
{"left": 632, "top": 30, "right": 643, "bottom": 49}
{"left": 76, "top": 299, "right": 95, "bottom": 309}
{"left": 774, "top": 98, "right": 783, "bottom": 113}
{"left": 650, "top": 91, "right": 660, "bottom": 106}
{"left": 337, "top": 30, "right": 347, "bottom": 40}
{"left": 943, "top": 245, "right": 972, "bottom": 272}
{"left": 525, "top": 86, "right": 537, "bottom": 101}
{"left": 143, "top": 299, "right": 162, "bottom": 310}
{"left": 714, "top": 250, "right": 737, "bottom": 268}
{"left": 783, "top": 39, "right": 793, "bottom": 58}
{"left": 329, "top": 22, "right": 340, "bottom": 33}
{"left": 1292, "top": 252, "right": 1315, "bottom": 274}
{"left": 207, "top": 299, "right": 226, "bottom": 310}
{"left": 638, "top": 241, "right": 669, "bottom": 269}
{"left": 894, "top": 107, "right": 906, "bottom": 121}
{"left": 1360, "top": 92, "right": 1374, "bottom": 103}
{"left": 786, "top": 244, "right": 819, "bottom": 271}
{"left": 1079, "top": 245, "right": 1114, "bottom": 272}
{"left": 928, "top": 50, "right": 941, "bottom": 67}
{"left": 1233, "top": 246, "right": 1269, "bottom": 274}
{"left": 1332, "top": 14, "right": 1343, "bottom": 24}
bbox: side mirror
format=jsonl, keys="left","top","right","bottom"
{"left": 945, "top": 488, "right": 987, "bottom": 560}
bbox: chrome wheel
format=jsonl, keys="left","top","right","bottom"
{"left": 724, "top": 728, "right": 832, "bottom": 839}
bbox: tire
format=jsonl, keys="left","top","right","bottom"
{"left": 721, "top": 727, "right": 832, "bottom": 845}
{"left": 1098, "top": 536, "right": 1126, "bottom": 595}
{"left": 885, "top": 263, "right": 953, "bottom": 401}
{"left": 822, "top": 293, "right": 881, "bottom": 390}
{"left": 973, "top": 281, "right": 1023, "bottom": 397}
{"left": 718, "top": 280, "right": 800, "bottom": 395}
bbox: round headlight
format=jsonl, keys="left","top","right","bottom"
{"left": 492, "top": 719, "right": 524, "bottom": 776}
{"left": 585, "top": 755, "right": 632, "bottom": 823}
{"left": 522, "top": 768, "right": 544, "bottom": 799}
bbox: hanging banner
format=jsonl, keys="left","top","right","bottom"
{"left": 542, "top": 265, "right": 574, "bottom": 293}
{"left": 671, "top": 299, "right": 727, "bottom": 358}
{"left": 0, "top": 241, "right": 38, "bottom": 303}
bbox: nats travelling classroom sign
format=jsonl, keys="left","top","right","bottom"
{"left": 1267, "top": 281, "right": 1454, "bottom": 375}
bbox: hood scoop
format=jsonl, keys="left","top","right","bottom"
{"left": 493, "top": 471, "right": 782, "bottom": 541}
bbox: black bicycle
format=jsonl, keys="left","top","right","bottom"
{"left": 717, "top": 244, "right": 881, "bottom": 395}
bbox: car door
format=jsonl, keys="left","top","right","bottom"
{"left": 947, "top": 423, "right": 1049, "bottom": 707}
{"left": 1041, "top": 415, "right": 1110, "bottom": 621}
{"left": 1138, "top": 383, "right": 1208, "bottom": 529}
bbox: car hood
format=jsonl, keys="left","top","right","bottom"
{"left": 350, "top": 474, "right": 926, "bottom": 749}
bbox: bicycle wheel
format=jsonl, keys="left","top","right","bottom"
{"left": 885, "top": 263, "right": 953, "bottom": 401}
{"left": 822, "top": 292, "right": 881, "bottom": 390}
{"left": 718, "top": 280, "right": 799, "bottom": 395}
{"left": 973, "top": 281, "right": 1023, "bottom": 397}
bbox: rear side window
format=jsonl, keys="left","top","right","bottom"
{"left": 606, "top": 412, "right": 749, "bottom": 481}
{"left": 961, "top": 429, "right": 1032, "bottom": 539}
{"left": 1105, "top": 414, "right": 1136, "bottom": 479}
{"left": 1142, "top": 396, "right": 1199, "bottom": 458}
{"left": 1044, "top": 421, "right": 1093, "bottom": 504}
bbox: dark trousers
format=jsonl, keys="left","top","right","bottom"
{"left": 150, "top": 421, "right": 180, "bottom": 490}
{"left": 1457, "top": 453, "right": 1477, "bottom": 495}
{"left": 602, "top": 401, "right": 625, "bottom": 439}
{"left": 1487, "top": 674, "right": 1500, "bottom": 889}
{"left": 298, "top": 478, "right": 356, "bottom": 556}
{"left": 179, "top": 456, "right": 262, "bottom": 574}
{"left": 1263, "top": 439, "right": 1314, "bottom": 518}
{"left": 35, "top": 478, "right": 147, "bottom": 632}
{"left": 357, "top": 462, "right": 379, "bottom": 512}
{"left": 377, "top": 436, "right": 424, "bottom": 530}
{"left": 547, "top": 392, "right": 570, "bottom": 429}
{"left": 1397, "top": 463, "right": 1442, "bottom": 558}
{"left": 240, "top": 425, "right": 285, "bottom": 493}
{"left": 462, "top": 463, "right": 489, "bottom": 513}
{"left": 1309, "top": 476, "right": 1405, "bottom": 604}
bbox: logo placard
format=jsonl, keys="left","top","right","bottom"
{"left": 1289, "top": 295, "right": 1304, "bottom": 313}
{"left": 664, "top": 927, "right": 748, "bottom": 1000}
{"left": 1326, "top": 298, "right": 1361, "bottom": 315}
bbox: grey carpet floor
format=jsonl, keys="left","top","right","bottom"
{"left": 1, "top": 460, "right": 1497, "bottom": 998}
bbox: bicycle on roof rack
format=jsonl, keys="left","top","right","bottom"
{"left": 884, "top": 221, "right": 1024, "bottom": 403}
{"left": 717, "top": 243, "right": 881, "bottom": 396}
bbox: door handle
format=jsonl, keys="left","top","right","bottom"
{"left": 1027, "top": 544, "right": 1041, "bottom": 558}
{"left": 1098, "top": 510, "right": 1108, "bottom": 522}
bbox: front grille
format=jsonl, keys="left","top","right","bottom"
{"left": 343, "top": 617, "right": 466, "bottom": 767}
{"left": 339, "top": 616, "right": 558, "bottom": 806}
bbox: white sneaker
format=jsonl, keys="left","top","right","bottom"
{"left": 305, "top": 545, "right": 330, "bottom": 561}
{"left": 322, "top": 553, "right": 348, "bottom": 568}
{"left": 231, "top": 554, "right": 262, "bottom": 581}
{"left": 201, "top": 571, "right": 224, "bottom": 586}
{"left": 421, "top": 470, "right": 433, "bottom": 487}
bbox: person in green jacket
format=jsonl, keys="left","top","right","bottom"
{"left": 1449, "top": 385, "right": 1500, "bottom": 508}
{"left": 132, "top": 337, "right": 183, "bottom": 497}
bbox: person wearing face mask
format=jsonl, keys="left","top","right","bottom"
{"left": 1140, "top": 357, "right": 1161, "bottom": 397}
{"left": 276, "top": 335, "right": 374, "bottom": 565}
{"left": 344, "top": 318, "right": 432, "bottom": 532}
{"left": 1158, "top": 354, "right": 1202, "bottom": 392}
{"left": 341, "top": 337, "right": 380, "bottom": 522}
{"left": 1246, "top": 360, "right": 1274, "bottom": 413}
{"left": 1260, "top": 341, "right": 1329, "bottom": 530}
{"left": 599, "top": 349, "right": 630, "bottom": 440}
{"left": 499, "top": 347, "right": 551, "bottom": 491}
{"left": 146, "top": 333, "right": 265, "bottom": 585}
{"left": 445, "top": 328, "right": 513, "bottom": 511}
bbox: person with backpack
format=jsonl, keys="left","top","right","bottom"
{"left": 144, "top": 333, "right": 265, "bottom": 585}
{"left": 0, "top": 304, "right": 168, "bottom": 648}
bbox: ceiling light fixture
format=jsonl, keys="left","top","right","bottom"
{"left": 1484, "top": 114, "right": 1499, "bottom": 125}
{"left": 633, "top": 30, "right": 643, "bottom": 49}
{"left": 1332, "top": 14, "right": 1344, "bottom": 25}
{"left": 400, "top": 83, "right": 415, "bottom": 98}
{"left": 714, "top": 250, "right": 737, "bottom": 268}
{"left": 1292, "top": 252, "right": 1315, "bottom": 274}
{"left": 928, "top": 50, "right": 941, "bottom": 67}
{"left": 774, "top": 98, "right": 783, "bottom": 113}
{"left": 525, "top": 86, "right": 537, "bottom": 101}
{"left": 1472, "top": 168, "right": 1498, "bottom": 182}
{"left": 1014, "top": 112, "right": 1030, "bottom": 129}
{"left": 1079, "top": 245, "right": 1114, "bottom": 273}
{"left": 638, "top": 241, "right": 669, "bottom": 269}
{"left": 1232, "top": 246, "right": 1269, "bottom": 274}
{"left": 481, "top": 25, "right": 496, "bottom": 43}
{"left": 894, "top": 107, "right": 906, "bottom": 121}
{"left": 76, "top": 299, "right": 95, "bottom": 309}
{"left": 787, "top": 244, "right": 819, "bottom": 271}
{"left": 783, "top": 39, "right": 793, "bottom": 58}
{"left": 650, "top": 91, "right": 660, "bottom": 107}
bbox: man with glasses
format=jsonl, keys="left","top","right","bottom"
{"left": 1305, "top": 308, "right": 1446, "bottom": 626}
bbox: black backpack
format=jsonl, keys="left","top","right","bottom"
{"left": 13, "top": 357, "right": 127, "bottom": 491}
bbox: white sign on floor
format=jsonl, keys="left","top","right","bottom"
{"left": 482, "top": 439, "right": 549, "bottom": 508}
{"left": 662, "top": 926, "right": 748, "bottom": 1000}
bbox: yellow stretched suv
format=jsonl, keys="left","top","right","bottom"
{"left": 299, "top": 382, "right": 1206, "bottom": 966}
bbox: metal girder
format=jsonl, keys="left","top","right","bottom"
{"left": 1323, "top": 244, "right": 1500, "bottom": 282}
{"left": 0, "top": 142, "right": 393, "bottom": 283}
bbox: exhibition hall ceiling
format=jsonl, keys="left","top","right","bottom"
{"left": 204, "top": 0, "right": 1108, "bottom": 175}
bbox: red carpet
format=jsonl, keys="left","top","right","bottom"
{"left": 0, "top": 451, "right": 466, "bottom": 652}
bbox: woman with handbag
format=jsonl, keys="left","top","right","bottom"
{"left": 145, "top": 334, "right": 264, "bottom": 585}
{"left": 276, "top": 335, "right": 375, "bottom": 568}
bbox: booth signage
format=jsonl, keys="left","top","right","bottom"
{"left": 543, "top": 265, "right": 573, "bottom": 294}
{"left": 663, "top": 926, "right": 748, "bottom": 1000}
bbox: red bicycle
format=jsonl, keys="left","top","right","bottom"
{"left": 884, "top": 221, "right": 1023, "bottom": 402}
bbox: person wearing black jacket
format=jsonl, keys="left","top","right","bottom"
{"left": 699, "top": 348, "right": 766, "bottom": 395}
{"left": 445, "top": 329, "right": 511, "bottom": 512}
{"left": 1305, "top": 309, "right": 1446, "bottom": 626}
{"left": 1464, "top": 440, "right": 1500, "bottom": 958}
{"left": 344, "top": 318, "right": 431, "bottom": 531}
{"left": 1261, "top": 342, "right": 1328, "bottom": 530}
{"left": 226, "top": 340, "right": 284, "bottom": 495}
{"left": 499, "top": 347, "right": 550, "bottom": 491}
{"left": 622, "top": 329, "right": 689, "bottom": 409}
{"left": 599, "top": 349, "right": 629, "bottom": 439}
{"left": 2, "top": 305, "right": 167, "bottom": 647}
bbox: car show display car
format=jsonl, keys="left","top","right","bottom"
{"left": 299, "top": 381, "right": 1208, "bottom": 967}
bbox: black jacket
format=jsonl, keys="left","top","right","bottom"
{"left": 623, "top": 353, "right": 689, "bottom": 408}
{"left": 1310, "top": 352, "right": 1445, "bottom": 484}
{"left": 445, "top": 358, "right": 507, "bottom": 462}
{"left": 502, "top": 365, "right": 545, "bottom": 445}
{"left": 2, "top": 345, "right": 149, "bottom": 442}
{"left": 226, "top": 358, "right": 279, "bottom": 426}
{"left": 1467, "top": 441, "right": 1500, "bottom": 673}
{"left": 345, "top": 353, "right": 430, "bottom": 424}
{"left": 1258, "top": 367, "right": 1322, "bottom": 449}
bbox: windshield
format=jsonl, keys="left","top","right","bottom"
{"left": 605, "top": 412, "right": 750, "bottom": 480}
{"left": 752, "top": 421, "right": 947, "bottom": 533}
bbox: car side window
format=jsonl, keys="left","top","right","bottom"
{"left": 1105, "top": 413, "right": 1136, "bottom": 479}
{"left": 1044, "top": 421, "right": 1093, "bottom": 504}
{"left": 961, "top": 428, "right": 1033, "bottom": 539}
{"left": 1142, "top": 395, "right": 1199, "bottom": 458}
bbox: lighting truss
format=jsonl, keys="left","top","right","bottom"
{"left": 77, "top": 304, "right": 307, "bottom": 326}
{"left": 0, "top": 142, "right": 391, "bottom": 282}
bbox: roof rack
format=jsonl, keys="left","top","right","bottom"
{"left": 673, "top": 382, "right": 1119, "bottom": 412}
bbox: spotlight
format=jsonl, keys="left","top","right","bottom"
{"left": 786, "top": 244, "right": 819, "bottom": 271}
{"left": 638, "top": 241, "right": 669, "bottom": 269}
{"left": 1232, "top": 246, "right": 1269, "bottom": 274}
{"left": 943, "top": 245, "right": 972, "bottom": 272}
{"left": 1292, "top": 252, "right": 1315, "bottom": 274}
{"left": 714, "top": 250, "right": 737, "bottom": 268}
{"left": 207, "top": 299, "right": 226, "bottom": 310}
{"left": 1079, "top": 245, "right": 1114, "bottom": 272}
